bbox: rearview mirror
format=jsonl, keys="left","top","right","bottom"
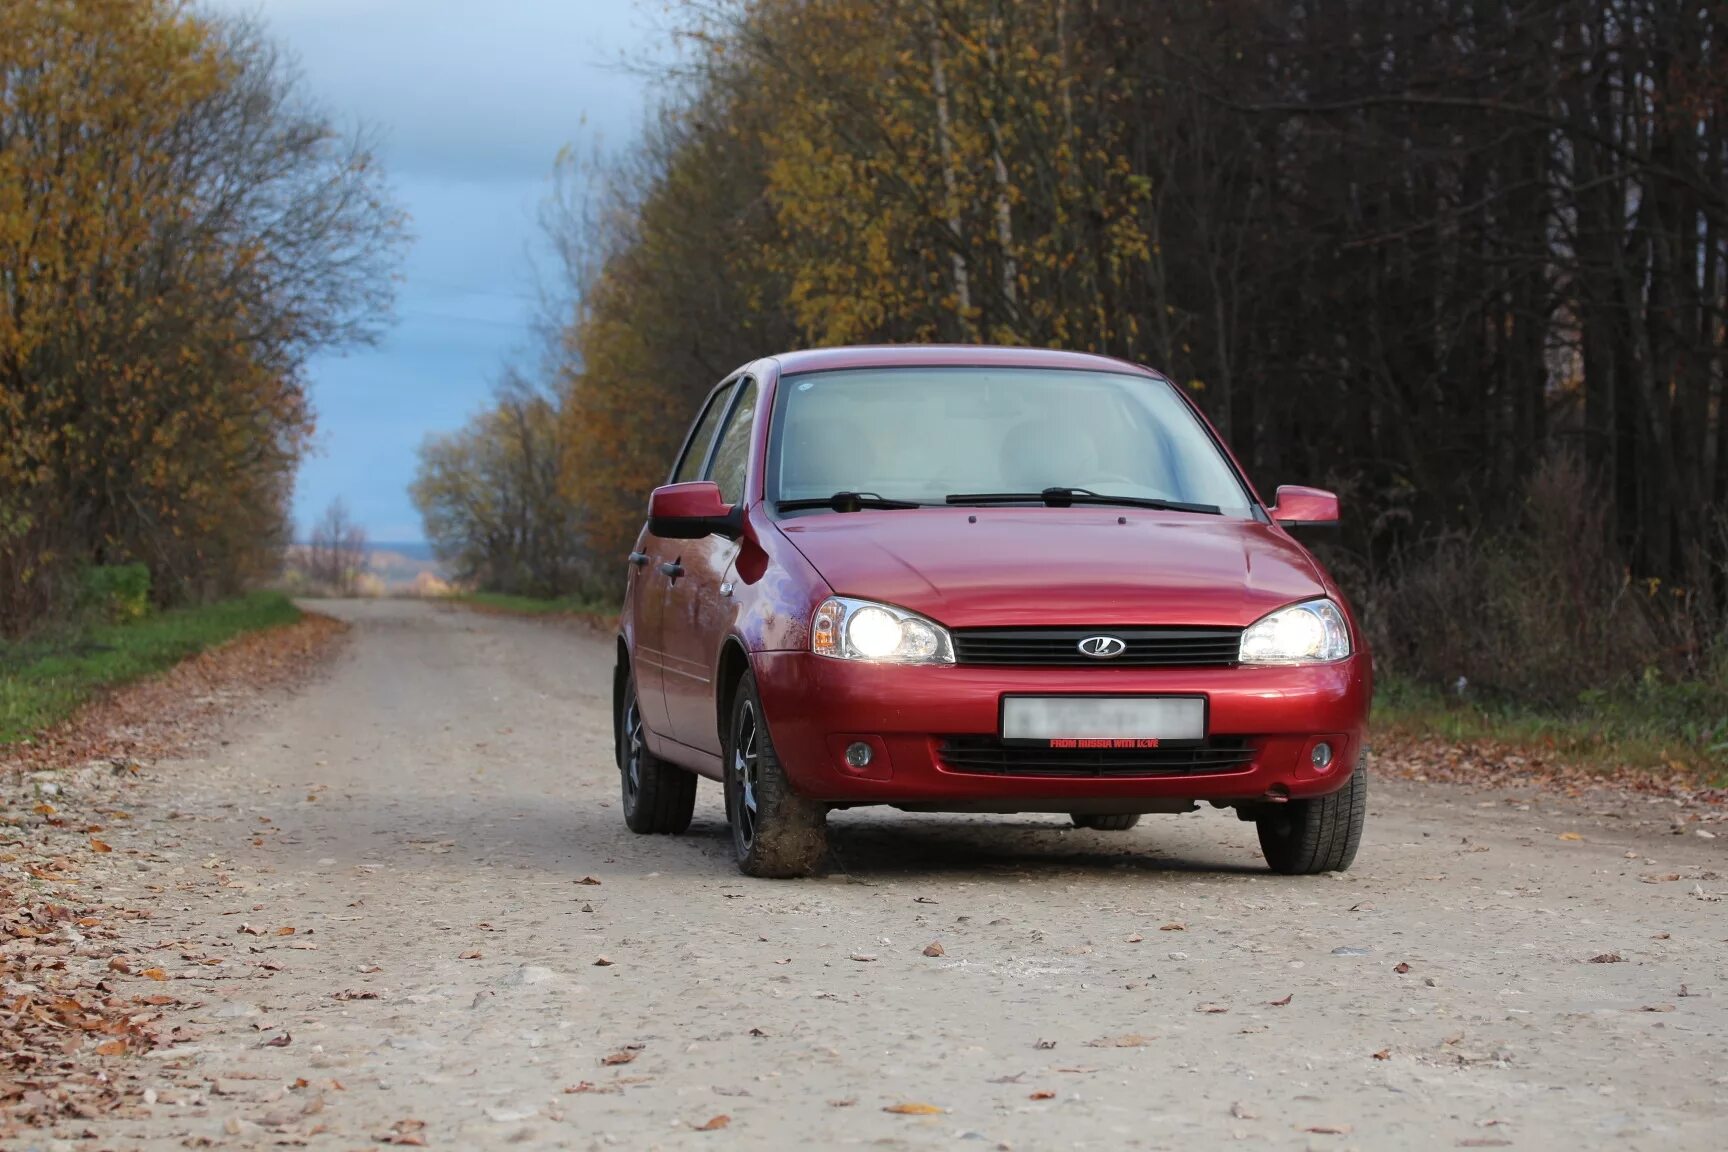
{"left": 1270, "top": 485, "right": 1340, "bottom": 528}
{"left": 647, "top": 481, "right": 741, "bottom": 540}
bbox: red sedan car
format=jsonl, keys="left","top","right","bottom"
{"left": 615, "top": 346, "right": 1370, "bottom": 878}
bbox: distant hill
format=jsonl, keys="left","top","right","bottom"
{"left": 280, "top": 541, "right": 451, "bottom": 596}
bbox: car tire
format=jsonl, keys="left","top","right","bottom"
{"left": 617, "top": 673, "right": 696, "bottom": 835}
{"left": 1070, "top": 813, "right": 1140, "bottom": 831}
{"left": 1256, "top": 757, "right": 1368, "bottom": 874}
{"left": 725, "top": 672, "right": 827, "bottom": 878}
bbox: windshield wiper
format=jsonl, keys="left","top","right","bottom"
{"left": 776, "top": 491, "right": 924, "bottom": 513}
{"left": 944, "top": 486, "right": 1222, "bottom": 515}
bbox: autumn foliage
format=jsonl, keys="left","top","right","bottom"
{"left": 543, "top": 0, "right": 1728, "bottom": 697}
{"left": 0, "top": 0, "right": 403, "bottom": 633}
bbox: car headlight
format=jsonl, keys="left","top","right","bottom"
{"left": 810, "top": 597, "right": 955, "bottom": 664}
{"left": 1239, "top": 598, "right": 1351, "bottom": 665}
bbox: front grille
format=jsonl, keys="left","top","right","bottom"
{"left": 950, "top": 626, "right": 1242, "bottom": 668}
{"left": 937, "top": 736, "right": 1255, "bottom": 778}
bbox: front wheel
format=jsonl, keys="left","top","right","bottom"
{"left": 617, "top": 673, "right": 696, "bottom": 834}
{"left": 1071, "top": 813, "right": 1140, "bottom": 831}
{"left": 1256, "top": 758, "right": 1368, "bottom": 874}
{"left": 725, "top": 673, "right": 827, "bottom": 878}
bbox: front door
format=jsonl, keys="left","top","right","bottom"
{"left": 662, "top": 376, "right": 758, "bottom": 754}
{"left": 632, "top": 379, "right": 734, "bottom": 740}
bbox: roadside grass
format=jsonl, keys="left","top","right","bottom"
{"left": 454, "top": 591, "right": 617, "bottom": 620}
{"left": 1374, "top": 674, "right": 1728, "bottom": 786}
{"left": 0, "top": 591, "right": 301, "bottom": 746}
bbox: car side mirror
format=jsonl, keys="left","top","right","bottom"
{"left": 1270, "top": 485, "right": 1340, "bottom": 528}
{"left": 647, "top": 481, "right": 742, "bottom": 540}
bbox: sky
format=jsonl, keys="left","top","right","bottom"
{"left": 202, "top": 1, "right": 668, "bottom": 542}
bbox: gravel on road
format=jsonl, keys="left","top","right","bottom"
{"left": 14, "top": 598, "right": 1726, "bottom": 1151}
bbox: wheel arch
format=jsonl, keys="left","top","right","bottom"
{"left": 714, "top": 637, "right": 752, "bottom": 745}
{"left": 613, "top": 638, "right": 630, "bottom": 743}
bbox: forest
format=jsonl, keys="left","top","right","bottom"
{"left": 0, "top": 0, "right": 404, "bottom": 633}
{"left": 414, "top": 0, "right": 1728, "bottom": 720}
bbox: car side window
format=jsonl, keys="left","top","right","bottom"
{"left": 706, "top": 377, "right": 759, "bottom": 505}
{"left": 671, "top": 383, "right": 735, "bottom": 484}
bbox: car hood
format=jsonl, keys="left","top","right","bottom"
{"left": 774, "top": 507, "right": 1328, "bottom": 628}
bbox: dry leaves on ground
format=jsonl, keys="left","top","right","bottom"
{"left": 0, "top": 611, "right": 346, "bottom": 1133}
{"left": 1377, "top": 732, "right": 1728, "bottom": 808}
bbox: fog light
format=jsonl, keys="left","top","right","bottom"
{"left": 1310, "top": 742, "right": 1334, "bottom": 770}
{"left": 845, "top": 741, "right": 874, "bottom": 769}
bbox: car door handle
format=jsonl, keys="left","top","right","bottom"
{"left": 628, "top": 551, "right": 649, "bottom": 568}
{"left": 658, "top": 561, "right": 684, "bottom": 578}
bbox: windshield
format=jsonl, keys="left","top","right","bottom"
{"left": 768, "top": 367, "right": 1256, "bottom": 517}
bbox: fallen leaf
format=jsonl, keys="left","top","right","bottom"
{"left": 849, "top": 953, "right": 877, "bottom": 962}
{"left": 922, "top": 941, "right": 945, "bottom": 957}
{"left": 1638, "top": 1003, "right": 1676, "bottom": 1013}
{"left": 883, "top": 1102, "right": 944, "bottom": 1115}
{"left": 594, "top": 955, "right": 614, "bottom": 966}
{"left": 95, "top": 1039, "right": 127, "bottom": 1056}
{"left": 1558, "top": 832, "right": 1583, "bottom": 841}
{"left": 107, "top": 956, "right": 131, "bottom": 973}
{"left": 1029, "top": 1090, "right": 1055, "bottom": 1100}
{"left": 695, "top": 1115, "right": 730, "bottom": 1131}
{"left": 275, "top": 926, "right": 296, "bottom": 936}
{"left": 142, "top": 968, "right": 168, "bottom": 981}
{"left": 458, "top": 950, "right": 482, "bottom": 960}
{"left": 1160, "top": 922, "right": 1186, "bottom": 932}
{"left": 1349, "top": 902, "right": 1375, "bottom": 912}
{"left": 1087, "top": 1033, "right": 1151, "bottom": 1048}
{"left": 577, "top": 876, "right": 602, "bottom": 885}
{"left": 1230, "top": 1102, "right": 1259, "bottom": 1119}
{"left": 333, "top": 989, "right": 380, "bottom": 1001}
{"left": 1125, "top": 933, "right": 1143, "bottom": 943}
{"left": 1267, "top": 993, "right": 1293, "bottom": 1007}
{"left": 1302, "top": 1124, "right": 1353, "bottom": 1135}
{"left": 1196, "top": 1002, "right": 1229, "bottom": 1014}
{"left": 828, "top": 1098, "right": 856, "bottom": 1108}
{"left": 89, "top": 838, "right": 112, "bottom": 853}
{"left": 1394, "top": 962, "right": 1412, "bottom": 974}
{"left": 1372, "top": 1048, "right": 1391, "bottom": 1060}
{"left": 1034, "top": 1038, "right": 1056, "bottom": 1049}
{"left": 379, "top": 1118, "right": 427, "bottom": 1146}
{"left": 1588, "top": 952, "right": 1624, "bottom": 964}
{"left": 263, "top": 1032, "right": 292, "bottom": 1047}
{"left": 601, "top": 1047, "right": 640, "bottom": 1066}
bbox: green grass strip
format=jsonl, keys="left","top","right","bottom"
{"left": 0, "top": 591, "right": 301, "bottom": 747}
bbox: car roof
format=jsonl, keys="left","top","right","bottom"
{"left": 764, "top": 344, "right": 1160, "bottom": 377}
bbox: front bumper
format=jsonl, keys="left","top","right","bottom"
{"left": 751, "top": 651, "right": 1370, "bottom": 808}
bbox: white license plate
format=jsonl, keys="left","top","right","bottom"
{"left": 1001, "top": 696, "right": 1206, "bottom": 746}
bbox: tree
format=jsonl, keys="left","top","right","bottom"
{"left": 306, "top": 499, "right": 368, "bottom": 597}
{"left": 0, "top": 0, "right": 405, "bottom": 631}
{"left": 413, "top": 375, "right": 591, "bottom": 597}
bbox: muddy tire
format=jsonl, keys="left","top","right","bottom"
{"left": 1257, "top": 757, "right": 1367, "bottom": 874}
{"left": 617, "top": 673, "right": 696, "bottom": 834}
{"left": 725, "top": 672, "right": 826, "bottom": 878}
{"left": 1070, "top": 813, "right": 1141, "bottom": 831}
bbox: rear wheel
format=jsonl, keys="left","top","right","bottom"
{"left": 725, "top": 673, "right": 826, "bottom": 878}
{"left": 616, "top": 674, "right": 696, "bottom": 834}
{"left": 1256, "top": 758, "right": 1367, "bottom": 874}
{"left": 1070, "top": 813, "right": 1141, "bottom": 831}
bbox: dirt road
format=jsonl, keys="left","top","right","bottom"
{"left": 33, "top": 599, "right": 1727, "bottom": 1151}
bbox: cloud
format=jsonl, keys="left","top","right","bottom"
{"left": 210, "top": 0, "right": 664, "bottom": 182}
{"left": 194, "top": 1, "right": 668, "bottom": 538}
